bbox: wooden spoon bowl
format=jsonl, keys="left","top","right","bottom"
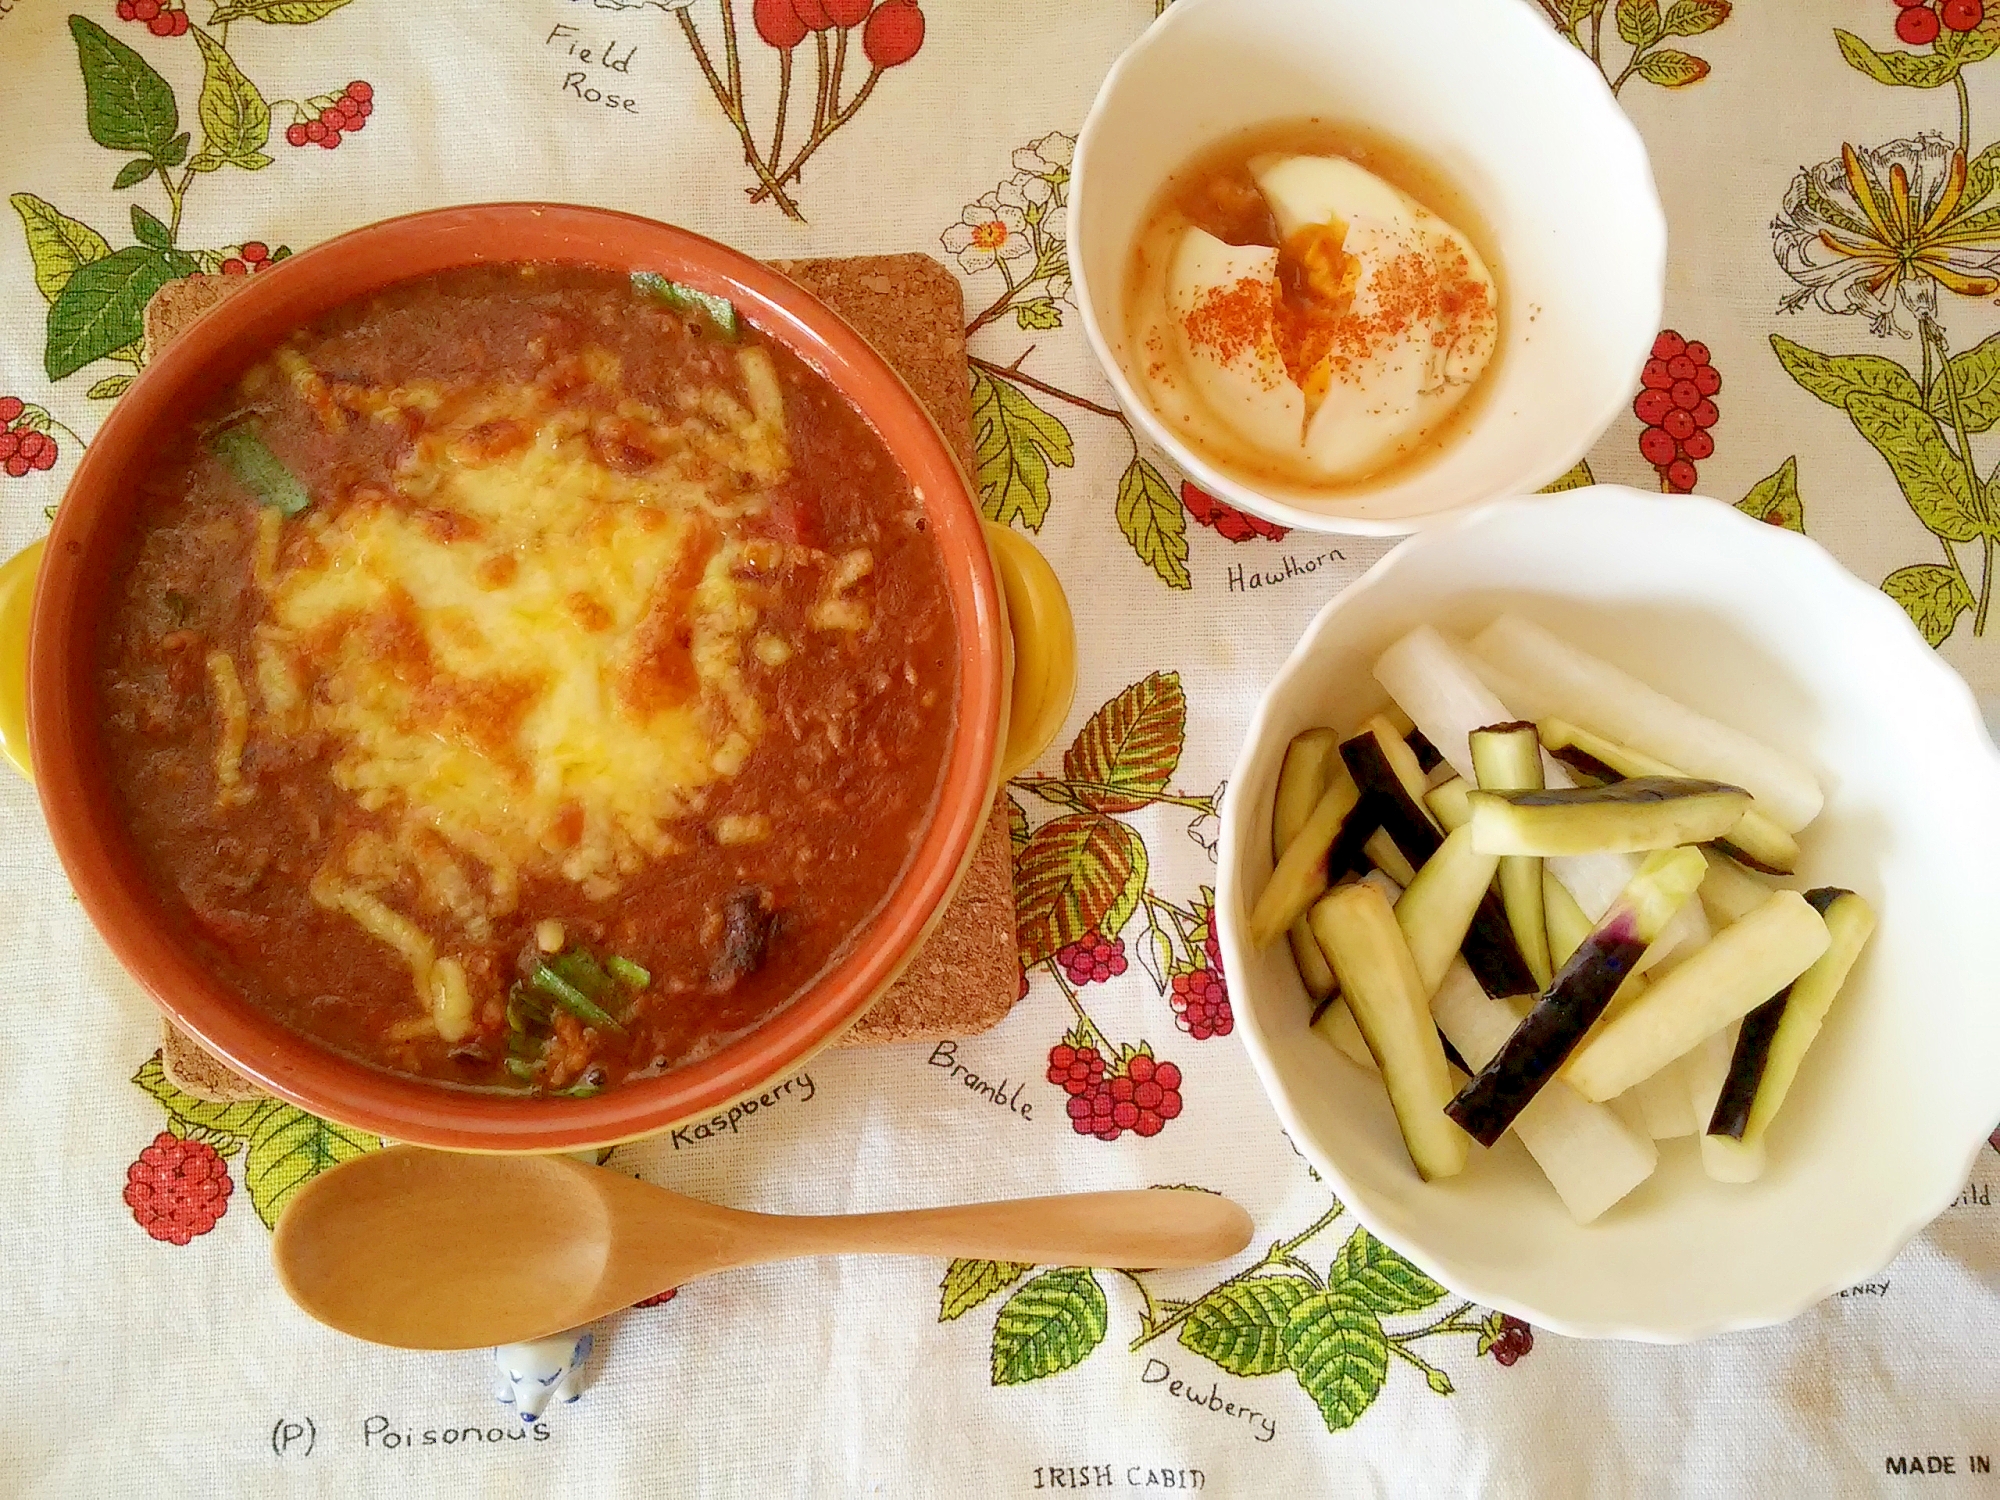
{"left": 274, "top": 1148, "right": 1255, "bottom": 1349}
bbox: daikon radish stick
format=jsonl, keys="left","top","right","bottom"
{"left": 1374, "top": 625, "right": 1666, "bottom": 924}
{"left": 1686, "top": 1021, "right": 1763, "bottom": 1181}
{"left": 1466, "top": 613, "right": 1823, "bottom": 833}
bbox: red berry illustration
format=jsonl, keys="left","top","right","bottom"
{"left": 0, "top": 396, "right": 22, "bottom": 424}
{"left": 755, "top": 0, "right": 808, "bottom": 48}
{"left": 1898, "top": 3, "right": 1942, "bottom": 43}
{"left": 287, "top": 123, "right": 309, "bottom": 147}
{"left": 1170, "top": 968, "right": 1233, "bottom": 1039}
{"left": 147, "top": 11, "right": 174, "bottom": 34}
{"left": 1046, "top": 1041, "right": 1108, "bottom": 1096}
{"left": 1486, "top": 1315, "right": 1535, "bottom": 1366}
{"left": 347, "top": 80, "right": 373, "bottom": 102}
{"left": 1945, "top": 0, "right": 1984, "bottom": 30}
{"left": 1062, "top": 1046, "right": 1182, "bottom": 1141}
{"left": 240, "top": 241, "right": 269, "bottom": 264}
{"left": 824, "top": 0, "right": 872, "bottom": 24}
{"left": 1182, "top": 481, "right": 1289, "bottom": 542}
{"left": 220, "top": 257, "right": 247, "bottom": 276}
{"left": 863, "top": 0, "right": 924, "bottom": 67}
{"left": 116, "top": 0, "right": 136, "bottom": 18}
{"left": 792, "top": 0, "right": 837, "bottom": 30}
{"left": 172, "top": 8, "right": 188, "bottom": 33}
{"left": 124, "top": 1131, "right": 232, "bottom": 1244}
{"left": 1056, "top": 931, "right": 1128, "bottom": 986}
{"left": 632, "top": 1286, "right": 678, "bottom": 1308}
{"left": 133, "top": 0, "right": 159, "bottom": 17}
{"left": 1639, "top": 329, "right": 1718, "bottom": 494}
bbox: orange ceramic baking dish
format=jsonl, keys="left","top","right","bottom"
{"left": 15, "top": 204, "right": 1071, "bottom": 1153}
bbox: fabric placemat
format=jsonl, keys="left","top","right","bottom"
{"left": 1, "top": 2, "right": 1996, "bottom": 1495}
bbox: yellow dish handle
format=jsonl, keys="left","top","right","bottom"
{"left": 0, "top": 538, "right": 42, "bottom": 784}
{"left": 984, "top": 521, "right": 1075, "bottom": 782}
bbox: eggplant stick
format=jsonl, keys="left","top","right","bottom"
{"left": 1470, "top": 721, "right": 1552, "bottom": 987}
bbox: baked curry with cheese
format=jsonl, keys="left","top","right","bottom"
{"left": 98, "top": 265, "right": 957, "bottom": 1093}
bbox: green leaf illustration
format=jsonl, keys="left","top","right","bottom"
{"left": 1283, "top": 1290, "right": 1391, "bottom": 1433}
{"left": 1014, "top": 298, "right": 1063, "bottom": 332}
{"left": 242, "top": 1105, "right": 379, "bottom": 1229}
{"left": 1937, "top": 21, "right": 2000, "bottom": 66}
{"left": 1006, "top": 793, "right": 1029, "bottom": 847}
{"left": 45, "top": 244, "right": 189, "bottom": 380}
{"left": 1013, "top": 812, "right": 1147, "bottom": 965}
{"left": 188, "top": 25, "right": 271, "bottom": 171}
{"left": 131, "top": 203, "right": 172, "bottom": 249}
{"left": 1962, "top": 140, "right": 2000, "bottom": 211}
{"left": 158, "top": 131, "right": 189, "bottom": 168}
{"left": 112, "top": 157, "right": 155, "bottom": 191}
{"left": 1834, "top": 28, "right": 1961, "bottom": 88}
{"left": 70, "top": 16, "right": 180, "bottom": 154}
{"left": 1115, "top": 456, "right": 1192, "bottom": 590}
{"left": 87, "top": 374, "right": 134, "bottom": 399}
{"left": 1770, "top": 334, "right": 1924, "bottom": 409}
{"left": 1635, "top": 48, "right": 1710, "bottom": 87}
{"left": 1178, "top": 1276, "right": 1315, "bottom": 1376}
{"left": 1882, "top": 563, "right": 1973, "bottom": 647}
{"left": 132, "top": 1051, "right": 278, "bottom": 1150}
{"left": 1062, "top": 670, "right": 1187, "bottom": 813}
{"left": 1538, "top": 458, "right": 1595, "bottom": 493}
{"left": 1615, "top": 0, "right": 1661, "bottom": 48}
{"left": 970, "top": 366, "right": 1074, "bottom": 531}
{"left": 939, "top": 1259, "right": 1034, "bottom": 1322}
{"left": 1736, "top": 456, "right": 1805, "bottom": 533}
{"left": 1843, "top": 391, "right": 1981, "bottom": 542}
{"left": 1930, "top": 330, "right": 2000, "bottom": 434}
{"left": 10, "top": 193, "right": 113, "bottom": 303}
{"left": 1660, "top": 0, "right": 1729, "bottom": 36}
{"left": 209, "top": 0, "right": 355, "bottom": 21}
{"left": 990, "top": 1268, "right": 1108, "bottom": 1386}
{"left": 1327, "top": 1227, "right": 1448, "bottom": 1315}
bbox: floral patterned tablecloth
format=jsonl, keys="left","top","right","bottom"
{"left": 2, "top": 0, "right": 1998, "bottom": 1494}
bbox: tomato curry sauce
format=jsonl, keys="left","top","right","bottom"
{"left": 95, "top": 264, "right": 958, "bottom": 1094}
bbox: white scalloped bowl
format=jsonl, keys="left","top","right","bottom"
{"left": 1216, "top": 487, "right": 2000, "bottom": 1340}
{"left": 1070, "top": 0, "right": 1665, "bottom": 535}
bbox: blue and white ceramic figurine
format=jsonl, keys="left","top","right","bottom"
{"left": 494, "top": 1330, "right": 594, "bottom": 1423}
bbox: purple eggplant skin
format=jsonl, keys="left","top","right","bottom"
{"left": 1445, "top": 912, "right": 1651, "bottom": 1147}
{"left": 1406, "top": 728, "right": 1444, "bottom": 774}
{"left": 1706, "top": 886, "right": 1852, "bottom": 1138}
{"left": 1546, "top": 742, "right": 1620, "bottom": 785}
{"left": 1463, "top": 889, "right": 1541, "bottom": 999}
{"left": 1340, "top": 734, "right": 1444, "bottom": 867}
{"left": 1707, "top": 992, "right": 1790, "bottom": 1139}
{"left": 1324, "top": 793, "right": 1386, "bottom": 883}
{"left": 1493, "top": 776, "right": 1743, "bottom": 808}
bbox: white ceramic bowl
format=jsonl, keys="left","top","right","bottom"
{"left": 1070, "top": 0, "right": 1666, "bottom": 536}
{"left": 1216, "top": 487, "right": 2000, "bottom": 1340}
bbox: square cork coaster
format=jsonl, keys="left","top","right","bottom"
{"left": 150, "top": 255, "right": 1017, "bottom": 1103}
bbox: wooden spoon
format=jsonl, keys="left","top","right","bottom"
{"left": 273, "top": 1147, "right": 1255, "bottom": 1350}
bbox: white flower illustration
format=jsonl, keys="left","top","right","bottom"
{"left": 1012, "top": 131, "right": 1076, "bottom": 182}
{"left": 1773, "top": 133, "right": 2000, "bottom": 336}
{"left": 941, "top": 185, "right": 1035, "bottom": 275}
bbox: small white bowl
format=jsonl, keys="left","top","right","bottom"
{"left": 1216, "top": 487, "right": 2000, "bottom": 1340}
{"left": 1070, "top": 0, "right": 1666, "bottom": 536}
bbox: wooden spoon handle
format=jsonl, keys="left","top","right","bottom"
{"left": 740, "top": 1189, "right": 1253, "bottom": 1270}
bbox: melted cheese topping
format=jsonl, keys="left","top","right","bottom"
{"left": 244, "top": 345, "right": 806, "bottom": 1034}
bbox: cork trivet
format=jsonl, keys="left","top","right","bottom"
{"left": 151, "top": 254, "right": 1017, "bottom": 1104}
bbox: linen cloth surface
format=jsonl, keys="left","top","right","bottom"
{"left": 0, "top": 0, "right": 1996, "bottom": 1494}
